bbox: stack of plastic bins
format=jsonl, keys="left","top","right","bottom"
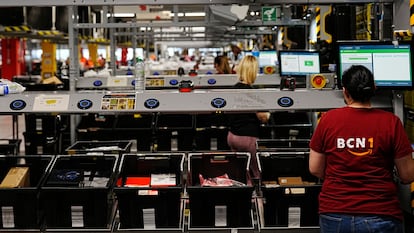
{"left": 112, "top": 114, "right": 155, "bottom": 151}
{"left": 39, "top": 154, "right": 118, "bottom": 231}
{"left": 23, "top": 114, "right": 70, "bottom": 155}
{"left": 0, "top": 155, "right": 53, "bottom": 230}
{"left": 256, "top": 139, "right": 311, "bottom": 152}
{"left": 65, "top": 140, "right": 133, "bottom": 156}
{"left": 260, "top": 111, "right": 313, "bottom": 139}
{"left": 187, "top": 152, "right": 255, "bottom": 231}
{"left": 257, "top": 151, "right": 321, "bottom": 232}
{"left": 113, "top": 153, "right": 185, "bottom": 231}
{"left": 76, "top": 114, "right": 116, "bottom": 141}
{"left": 155, "top": 114, "right": 194, "bottom": 151}
{"left": 194, "top": 113, "right": 229, "bottom": 151}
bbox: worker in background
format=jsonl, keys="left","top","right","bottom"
{"left": 230, "top": 44, "right": 242, "bottom": 73}
{"left": 309, "top": 65, "right": 414, "bottom": 233}
{"left": 180, "top": 48, "right": 192, "bottom": 62}
{"left": 226, "top": 55, "right": 270, "bottom": 180}
{"left": 214, "top": 55, "right": 234, "bottom": 74}
{"left": 97, "top": 54, "right": 106, "bottom": 68}
{"left": 230, "top": 44, "right": 242, "bottom": 61}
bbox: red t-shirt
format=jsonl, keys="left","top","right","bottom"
{"left": 310, "top": 106, "right": 412, "bottom": 220}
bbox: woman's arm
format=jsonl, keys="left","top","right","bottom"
{"left": 394, "top": 153, "right": 414, "bottom": 184}
{"left": 309, "top": 149, "right": 326, "bottom": 179}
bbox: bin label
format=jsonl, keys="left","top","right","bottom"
{"left": 288, "top": 207, "right": 301, "bottom": 228}
{"left": 215, "top": 205, "right": 227, "bottom": 227}
{"left": 143, "top": 208, "right": 156, "bottom": 229}
{"left": 1, "top": 206, "right": 14, "bottom": 228}
{"left": 71, "top": 206, "right": 84, "bottom": 227}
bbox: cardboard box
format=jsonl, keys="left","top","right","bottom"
{"left": 0, "top": 167, "right": 30, "bottom": 188}
{"left": 278, "top": 176, "right": 303, "bottom": 185}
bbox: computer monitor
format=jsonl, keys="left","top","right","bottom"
{"left": 278, "top": 50, "right": 321, "bottom": 76}
{"left": 337, "top": 41, "right": 413, "bottom": 89}
{"left": 258, "top": 50, "right": 278, "bottom": 67}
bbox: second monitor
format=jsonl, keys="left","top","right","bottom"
{"left": 278, "top": 50, "right": 321, "bottom": 77}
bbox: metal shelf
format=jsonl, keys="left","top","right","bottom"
{"left": 0, "top": 89, "right": 393, "bottom": 114}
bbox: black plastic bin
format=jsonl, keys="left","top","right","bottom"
{"left": 0, "top": 155, "right": 53, "bottom": 229}
{"left": 39, "top": 155, "right": 118, "bottom": 230}
{"left": 65, "top": 140, "right": 133, "bottom": 156}
{"left": 187, "top": 152, "right": 255, "bottom": 230}
{"left": 256, "top": 139, "right": 310, "bottom": 152}
{"left": 114, "top": 153, "right": 185, "bottom": 230}
{"left": 23, "top": 131, "right": 59, "bottom": 155}
{"left": 258, "top": 151, "right": 321, "bottom": 229}
{"left": 0, "top": 139, "right": 21, "bottom": 155}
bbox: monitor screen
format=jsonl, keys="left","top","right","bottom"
{"left": 258, "top": 50, "right": 278, "bottom": 67}
{"left": 279, "top": 50, "right": 321, "bottom": 76}
{"left": 337, "top": 41, "right": 413, "bottom": 89}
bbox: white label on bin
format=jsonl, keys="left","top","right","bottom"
{"left": 215, "top": 205, "right": 227, "bottom": 227}
{"left": 37, "top": 146, "right": 43, "bottom": 154}
{"left": 71, "top": 206, "right": 84, "bottom": 228}
{"left": 1, "top": 206, "right": 14, "bottom": 228}
{"left": 142, "top": 208, "right": 156, "bottom": 229}
{"left": 210, "top": 138, "right": 217, "bottom": 150}
{"left": 288, "top": 207, "right": 301, "bottom": 228}
{"left": 171, "top": 136, "right": 178, "bottom": 151}
{"left": 36, "top": 118, "right": 43, "bottom": 131}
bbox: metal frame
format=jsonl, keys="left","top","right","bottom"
{"left": 0, "top": 89, "right": 393, "bottom": 114}
{"left": 0, "top": 0, "right": 394, "bottom": 7}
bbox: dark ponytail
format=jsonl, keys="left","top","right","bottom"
{"left": 341, "top": 65, "right": 376, "bottom": 102}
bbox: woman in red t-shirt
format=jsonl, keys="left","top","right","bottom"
{"left": 309, "top": 65, "right": 414, "bottom": 233}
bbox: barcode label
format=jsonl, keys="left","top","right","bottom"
{"left": 142, "top": 208, "right": 156, "bottom": 229}
{"left": 1, "top": 206, "right": 14, "bottom": 228}
{"left": 288, "top": 207, "right": 301, "bottom": 228}
{"left": 215, "top": 205, "right": 227, "bottom": 227}
{"left": 71, "top": 206, "right": 84, "bottom": 228}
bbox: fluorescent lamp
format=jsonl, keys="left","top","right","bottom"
{"left": 169, "top": 12, "right": 205, "bottom": 17}
{"left": 107, "top": 13, "right": 135, "bottom": 17}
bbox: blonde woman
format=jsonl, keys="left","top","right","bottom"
{"left": 227, "top": 55, "right": 270, "bottom": 180}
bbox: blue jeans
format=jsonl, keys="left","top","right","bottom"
{"left": 319, "top": 213, "right": 403, "bottom": 233}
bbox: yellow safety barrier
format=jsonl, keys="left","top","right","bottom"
{"left": 3, "top": 25, "right": 31, "bottom": 32}
{"left": 410, "top": 0, "right": 414, "bottom": 29}
{"left": 394, "top": 30, "right": 412, "bottom": 41}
